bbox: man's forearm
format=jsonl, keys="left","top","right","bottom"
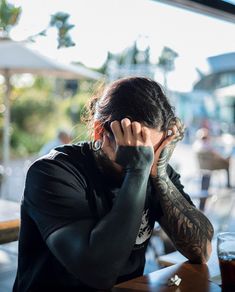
{"left": 151, "top": 177, "right": 214, "bottom": 263}
{"left": 46, "top": 170, "right": 149, "bottom": 290}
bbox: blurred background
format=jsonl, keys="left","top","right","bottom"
{"left": 1, "top": 0, "right": 235, "bottom": 199}
{"left": 1, "top": 0, "right": 235, "bottom": 290}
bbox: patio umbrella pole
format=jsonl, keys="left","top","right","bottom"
{"left": 1, "top": 69, "right": 11, "bottom": 197}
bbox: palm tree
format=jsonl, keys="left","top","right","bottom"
{"left": 0, "top": 0, "right": 21, "bottom": 38}
{"left": 0, "top": 1, "right": 75, "bottom": 48}
{"left": 50, "top": 12, "right": 75, "bottom": 48}
{"left": 158, "top": 46, "right": 178, "bottom": 90}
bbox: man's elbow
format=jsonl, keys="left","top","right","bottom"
{"left": 202, "top": 239, "right": 212, "bottom": 263}
{"left": 69, "top": 261, "right": 118, "bottom": 290}
{"left": 80, "top": 273, "right": 117, "bottom": 290}
{"left": 192, "top": 253, "right": 210, "bottom": 264}
{"left": 189, "top": 240, "right": 212, "bottom": 264}
{"left": 93, "top": 277, "right": 117, "bottom": 290}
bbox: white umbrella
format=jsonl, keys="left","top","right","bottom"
{"left": 0, "top": 38, "right": 103, "bottom": 189}
{"left": 0, "top": 39, "right": 103, "bottom": 79}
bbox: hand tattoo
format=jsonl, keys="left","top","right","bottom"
{"left": 157, "top": 117, "right": 185, "bottom": 178}
{"left": 152, "top": 117, "right": 214, "bottom": 263}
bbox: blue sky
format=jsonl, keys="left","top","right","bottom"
{"left": 8, "top": 0, "right": 235, "bottom": 91}
{"left": 223, "top": 1, "right": 235, "bottom": 4}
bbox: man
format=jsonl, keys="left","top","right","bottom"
{"left": 13, "top": 77, "right": 214, "bottom": 291}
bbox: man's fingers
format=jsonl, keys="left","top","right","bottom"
{"left": 175, "top": 117, "right": 185, "bottom": 133}
{"left": 111, "top": 121, "right": 124, "bottom": 145}
{"left": 172, "top": 125, "right": 178, "bottom": 136}
{"left": 156, "top": 129, "right": 176, "bottom": 152}
{"left": 132, "top": 122, "right": 142, "bottom": 144}
{"left": 121, "top": 118, "right": 133, "bottom": 145}
{"left": 166, "top": 125, "right": 180, "bottom": 140}
{"left": 141, "top": 126, "right": 151, "bottom": 145}
{"left": 110, "top": 119, "right": 154, "bottom": 147}
{"left": 168, "top": 117, "right": 185, "bottom": 140}
{"left": 171, "top": 124, "right": 184, "bottom": 141}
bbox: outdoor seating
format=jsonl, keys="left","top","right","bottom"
{"left": 0, "top": 220, "right": 19, "bottom": 244}
{"left": 0, "top": 200, "right": 20, "bottom": 244}
{"left": 196, "top": 151, "right": 231, "bottom": 190}
{"left": 203, "top": 189, "right": 235, "bottom": 234}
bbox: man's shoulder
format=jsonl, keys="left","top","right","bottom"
{"left": 37, "top": 142, "right": 89, "bottom": 164}
{"left": 28, "top": 142, "right": 92, "bottom": 180}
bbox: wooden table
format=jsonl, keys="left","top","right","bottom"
{"left": 158, "top": 239, "right": 217, "bottom": 268}
{"left": 113, "top": 242, "right": 221, "bottom": 291}
{"left": 0, "top": 199, "right": 20, "bottom": 244}
{"left": 113, "top": 263, "right": 221, "bottom": 291}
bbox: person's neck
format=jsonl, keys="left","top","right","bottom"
{"left": 93, "top": 149, "right": 124, "bottom": 186}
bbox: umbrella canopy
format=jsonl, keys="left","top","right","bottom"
{"left": 0, "top": 39, "right": 103, "bottom": 195}
{"left": 0, "top": 39, "right": 103, "bottom": 79}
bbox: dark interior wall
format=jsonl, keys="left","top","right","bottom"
{"left": 154, "top": 0, "right": 235, "bottom": 22}
{"left": 190, "top": 0, "right": 235, "bottom": 14}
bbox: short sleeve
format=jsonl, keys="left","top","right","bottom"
{"left": 23, "top": 155, "right": 93, "bottom": 240}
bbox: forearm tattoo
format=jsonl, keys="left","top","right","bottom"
{"left": 152, "top": 177, "right": 214, "bottom": 262}
{"left": 153, "top": 118, "right": 214, "bottom": 262}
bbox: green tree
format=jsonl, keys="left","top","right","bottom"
{"left": 0, "top": 0, "right": 21, "bottom": 37}
{"left": 0, "top": 1, "right": 77, "bottom": 158}
{"left": 158, "top": 46, "right": 178, "bottom": 90}
{"left": 50, "top": 12, "right": 75, "bottom": 48}
{"left": 0, "top": 1, "right": 75, "bottom": 48}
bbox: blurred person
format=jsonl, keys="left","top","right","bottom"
{"left": 193, "top": 127, "right": 231, "bottom": 190}
{"left": 39, "top": 129, "right": 72, "bottom": 156}
{"left": 193, "top": 127, "right": 213, "bottom": 152}
{"left": 13, "top": 77, "right": 214, "bottom": 291}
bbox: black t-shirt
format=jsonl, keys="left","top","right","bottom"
{"left": 13, "top": 142, "right": 194, "bottom": 291}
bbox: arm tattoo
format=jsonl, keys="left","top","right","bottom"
{"left": 152, "top": 121, "right": 214, "bottom": 262}
{"left": 152, "top": 176, "right": 214, "bottom": 263}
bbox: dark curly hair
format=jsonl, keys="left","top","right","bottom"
{"left": 84, "top": 76, "right": 175, "bottom": 137}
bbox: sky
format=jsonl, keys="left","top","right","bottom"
{"left": 224, "top": 1, "right": 235, "bottom": 4}
{"left": 7, "top": 0, "right": 235, "bottom": 91}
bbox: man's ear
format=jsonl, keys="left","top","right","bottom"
{"left": 94, "top": 120, "right": 103, "bottom": 140}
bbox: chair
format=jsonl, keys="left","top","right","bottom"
{"left": 196, "top": 151, "right": 230, "bottom": 189}
{"left": 204, "top": 189, "right": 235, "bottom": 233}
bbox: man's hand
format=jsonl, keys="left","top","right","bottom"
{"left": 101, "top": 118, "right": 154, "bottom": 170}
{"left": 150, "top": 117, "right": 185, "bottom": 177}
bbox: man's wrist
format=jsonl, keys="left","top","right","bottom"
{"left": 116, "top": 146, "right": 153, "bottom": 170}
{"left": 151, "top": 176, "right": 169, "bottom": 195}
{"left": 151, "top": 174, "right": 169, "bottom": 185}
{"left": 151, "top": 169, "right": 168, "bottom": 180}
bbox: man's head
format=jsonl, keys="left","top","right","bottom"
{"left": 88, "top": 77, "right": 175, "bottom": 140}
